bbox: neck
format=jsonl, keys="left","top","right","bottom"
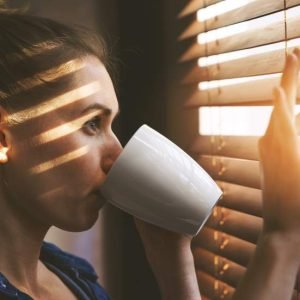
{"left": 0, "top": 188, "right": 50, "bottom": 293}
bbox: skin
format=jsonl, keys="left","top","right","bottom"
{"left": 0, "top": 55, "right": 200, "bottom": 300}
{"left": 232, "top": 48, "right": 300, "bottom": 299}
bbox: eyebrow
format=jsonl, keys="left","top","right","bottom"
{"left": 81, "top": 103, "right": 120, "bottom": 117}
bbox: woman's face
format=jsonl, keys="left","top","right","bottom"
{"left": 1, "top": 56, "right": 122, "bottom": 231}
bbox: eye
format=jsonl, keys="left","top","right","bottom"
{"left": 83, "top": 116, "right": 102, "bottom": 135}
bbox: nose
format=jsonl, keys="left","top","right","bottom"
{"left": 101, "top": 131, "right": 123, "bottom": 174}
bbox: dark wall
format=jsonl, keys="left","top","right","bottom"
{"left": 101, "top": 1, "right": 197, "bottom": 299}
{"left": 115, "top": 1, "right": 166, "bottom": 144}
{"left": 115, "top": 1, "right": 165, "bottom": 299}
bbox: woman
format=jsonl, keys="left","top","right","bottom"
{"left": 0, "top": 10, "right": 200, "bottom": 300}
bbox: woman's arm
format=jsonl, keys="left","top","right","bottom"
{"left": 232, "top": 232, "right": 300, "bottom": 300}
{"left": 233, "top": 49, "right": 300, "bottom": 299}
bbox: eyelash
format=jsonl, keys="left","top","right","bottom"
{"left": 83, "top": 116, "right": 102, "bottom": 135}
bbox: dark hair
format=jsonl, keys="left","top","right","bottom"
{"left": 0, "top": 11, "right": 114, "bottom": 123}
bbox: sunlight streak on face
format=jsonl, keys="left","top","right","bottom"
{"left": 8, "top": 81, "right": 102, "bottom": 124}
{"left": 29, "top": 145, "right": 90, "bottom": 174}
{"left": 14, "top": 58, "right": 86, "bottom": 93}
{"left": 30, "top": 111, "right": 101, "bottom": 145}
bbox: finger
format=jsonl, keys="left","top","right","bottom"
{"left": 264, "top": 87, "right": 282, "bottom": 138}
{"left": 266, "top": 86, "right": 296, "bottom": 139}
{"left": 261, "top": 86, "right": 299, "bottom": 176}
{"left": 274, "top": 86, "right": 296, "bottom": 134}
{"left": 280, "top": 51, "right": 299, "bottom": 116}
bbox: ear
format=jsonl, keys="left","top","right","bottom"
{"left": 0, "top": 132, "right": 8, "bottom": 163}
{"left": 0, "top": 107, "right": 9, "bottom": 164}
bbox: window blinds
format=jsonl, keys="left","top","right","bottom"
{"left": 178, "top": 1, "right": 300, "bottom": 299}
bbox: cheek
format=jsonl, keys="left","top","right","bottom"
{"left": 36, "top": 150, "right": 102, "bottom": 199}
{"left": 6, "top": 126, "right": 108, "bottom": 201}
{"left": 8, "top": 139, "right": 100, "bottom": 194}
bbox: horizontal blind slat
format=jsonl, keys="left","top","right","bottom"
{"left": 217, "top": 181, "right": 262, "bottom": 217}
{"left": 205, "top": 206, "right": 262, "bottom": 244}
{"left": 183, "top": 41, "right": 299, "bottom": 82}
{"left": 179, "top": 0, "right": 291, "bottom": 40}
{"left": 190, "top": 135, "right": 259, "bottom": 160}
{"left": 178, "top": 0, "right": 223, "bottom": 18}
{"left": 198, "top": 155, "right": 261, "bottom": 189}
{"left": 200, "top": 0, "right": 287, "bottom": 31}
{"left": 184, "top": 74, "right": 283, "bottom": 106}
{"left": 193, "top": 227, "right": 256, "bottom": 266}
{"left": 196, "top": 270, "right": 235, "bottom": 299}
{"left": 179, "top": 0, "right": 300, "bottom": 40}
{"left": 194, "top": 247, "right": 246, "bottom": 287}
{"left": 180, "top": 5, "right": 300, "bottom": 60}
{"left": 193, "top": 247, "right": 300, "bottom": 293}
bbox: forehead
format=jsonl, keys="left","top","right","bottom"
{"left": 7, "top": 57, "right": 118, "bottom": 138}
{"left": 63, "top": 57, "right": 119, "bottom": 118}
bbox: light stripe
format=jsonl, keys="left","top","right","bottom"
{"left": 14, "top": 58, "right": 85, "bottom": 93}
{"left": 30, "top": 146, "right": 89, "bottom": 174}
{"left": 31, "top": 111, "right": 100, "bottom": 145}
{"left": 9, "top": 81, "right": 102, "bottom": 123}
{"left": 198, "top": 38, "right": 300, "bottom": 67}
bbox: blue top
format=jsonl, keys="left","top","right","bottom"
{"left": 0, "top": 242, "right": 110, "bottom": 300}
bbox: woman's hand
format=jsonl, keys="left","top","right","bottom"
{"left": 258, "top": 48, "right": 300, "bottom": 241}
{"left": 134, "top": 217, "right": 192, "bottom": 259}
{"left": 232, "top": 49, "right": 300, "bottom": 300}
{"left": 134, "top": 217, "right": 201, "bottom": 300}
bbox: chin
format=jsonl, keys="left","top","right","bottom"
{"left": 57, "top": 211, "right": 100, "bottom": 232}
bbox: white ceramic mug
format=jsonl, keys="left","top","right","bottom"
{"left": 100, "top": 125, "right": 222, "bottom": 236}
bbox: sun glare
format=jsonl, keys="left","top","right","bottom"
{"left": 199, "top": 106, "right": 300, "bottom": 136}
{"left": 16, "top": 59, "right": 85, "bottom": 92}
